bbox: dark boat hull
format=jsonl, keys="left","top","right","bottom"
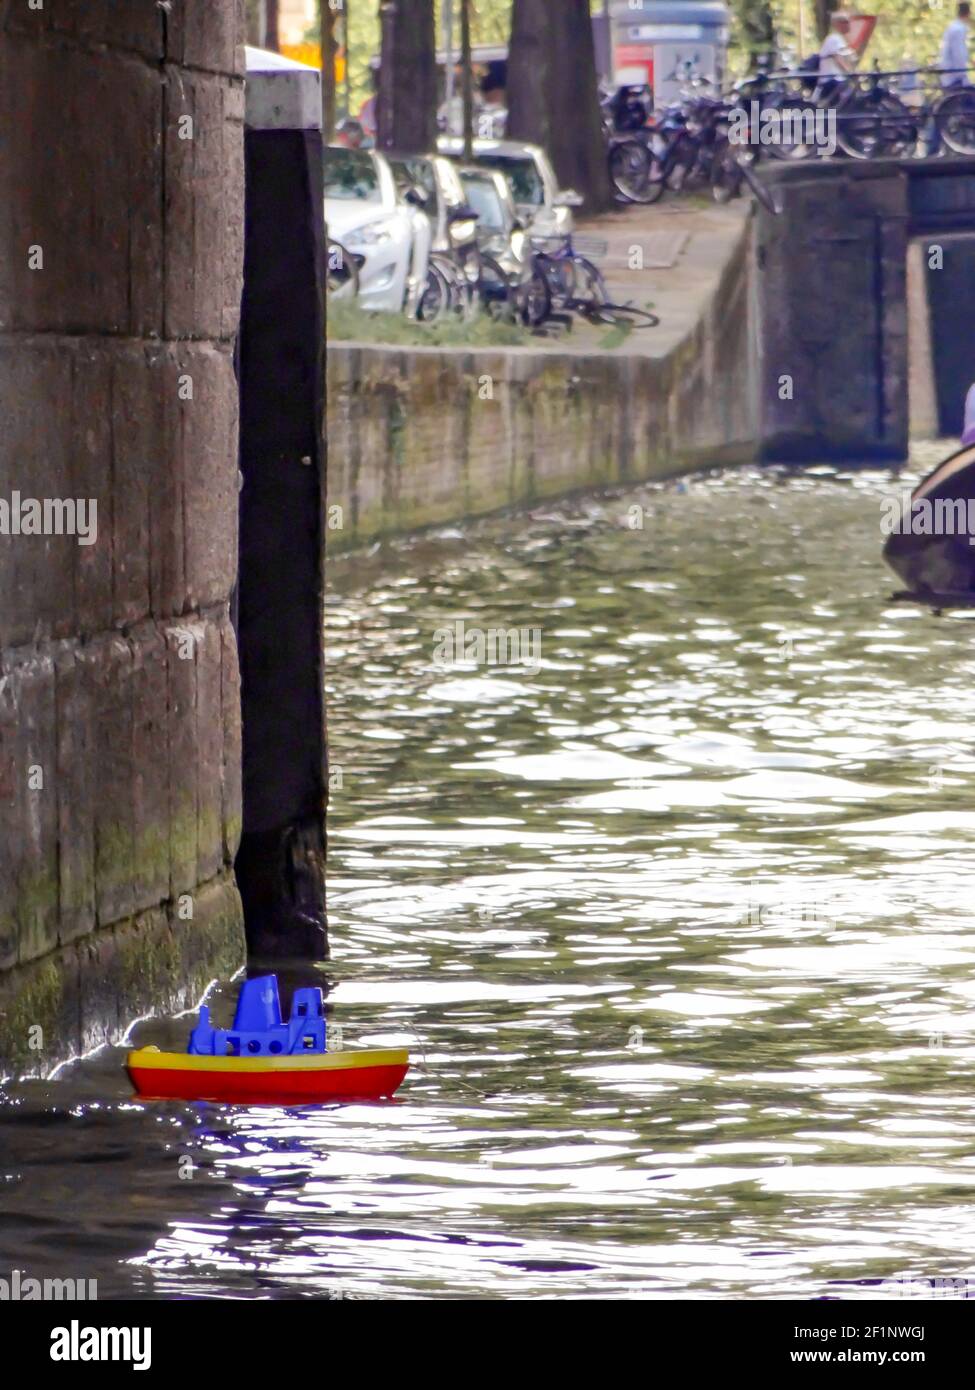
{"left": 883, "top": 442, "right": 975, "bottom": 603}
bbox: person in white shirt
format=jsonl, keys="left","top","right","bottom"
{"left": 927, "top": 3, "right": 971, "bottom": 153}
{"left": 940, "top": 3, "right": 971, "bottom": 88}
{"left": 475, "top": 73, "right": 508, "bottom": 140}
{"left": 818, "top": 13, "right": 856, "bottom": 79}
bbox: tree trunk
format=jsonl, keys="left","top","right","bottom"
{"left": 320, "top": 0, "right": 338, "bottom": 143}
{"left": 343, "top": 0, "right": 352, "bottom": 119}
{"left": 814, "top": 0, "right": 834, "bottom": 43}
{"left": 265, "top": 0, "right": 280, "bottom": 51}
{"left": 507, "top": 0, "right": 613, "bottom": 213}
{"left": 377, "top": 0, "right": 438, "bottom": 155}
{"left": 461, "top": 0, "right": 474, "bottom": 160}
{"left": 733, "top": 0, "right": 776, "bottom": 67}
{"left": 245, "top": 0, "right": 264, "bottom": 46}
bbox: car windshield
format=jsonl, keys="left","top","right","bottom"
{"left": 389, "top": 157, "right": 438, "bottom": 212}
{"left": 475, "top": 155, "right": 544, "bottom": 206}
{"left": 324, "top": 149, "right": 381, "bottom": 202}
{"left": 463, "top": 179, "right": 506, "bottom": 232}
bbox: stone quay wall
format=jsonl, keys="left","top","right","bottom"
{"left": 325, "top": 220, "right": 756, "bottom": 552}
{"left": 0, "top": 1, "right": 247, "bottom": 1070}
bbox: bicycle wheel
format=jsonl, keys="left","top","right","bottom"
{"left": 430, "top": 252, "right": 473, "bottom": 319}
{"left": 514, "top": 268, "right": 552, "bottom": 328}
{"left": 574, "top": 257, "right": 608, "bottom": 308}
{"left": 873, "top": 93, "right": 919, "bottom": 157}
{"left": 834, "top": 90, "right": 878, "bottom": 159}
{"left": 763, "top": 94, "right": 823, "bottom": 161}
{"left": 478, "top": 253, "right": 515, "bottom": 320}
{"left": 937, "top": 87, "right": 975, "bottom": 155}
{"left": 587, "top": 302, "right": 660, "bottom": 330}
{"left": 608, "top": 139, "right": 665, "bottom": 205}
{"left": 534, "top": 251, "right": 576, "bottom": 306}
{"left": 837, "top": 91, "right": 916, "bottom": 160}
{"left": 416, "top": 259, "right": 452, "bottom": 322}
{"left": 711, "top": 141, "right": 744, "bottom": 203}
{"left": 664, "top": 134, "right": 699, "bottom": 191}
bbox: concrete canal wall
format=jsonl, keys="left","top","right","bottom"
{"left": 755, "top": 156, "right": 975, "bottom": 462}
{"left": 326, "top": 213, "right": 757, "bottom": 552}
{"left": 328, "top": 157, "right": 975, "bottom": 555}
{"left": 0, "top": 3, "right": 246, "bottom": 1069}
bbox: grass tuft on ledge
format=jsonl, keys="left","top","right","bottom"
{"left": 326, "top": 300, "right": 533, "bottom": 348}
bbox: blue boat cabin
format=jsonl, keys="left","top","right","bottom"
{"left": 188, "top": 975, "right": 327, "bottom": 1056}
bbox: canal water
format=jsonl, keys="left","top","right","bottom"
{"left": 5, "top": 451, "right": 975, "bottom": 1300}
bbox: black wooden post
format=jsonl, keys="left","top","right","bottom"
{"left": 236, "top": 50, "right": 328, "bottom": 959}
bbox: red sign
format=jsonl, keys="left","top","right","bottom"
{"left": 848, "top": 14, "right": 877, "bottom": 56}
{"left": 615, "top": 43, "right": 654, "bottom": 87}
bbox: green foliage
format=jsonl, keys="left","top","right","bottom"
{"left": 245, "top": 0, "right": 267, "bottom": 46}
{"left": 849, "top": 1, "right": 962, "bottom": 71}
{"left": 327, "top": 298, "right": 533, "bottom": 346}
{"left": 319, "top": 1, "right": 962, "bottom": 117}
{"left": 732, "top": 1, "right": 962, "bottom": 74}
{"left": 729, "top": 0, "right": 776, "bottom": 66}
{"left": 310, "top": 1, "right": 516, "bottom": 117}
{"left": 597, "top": 319, "right": 634, "bottom": 351}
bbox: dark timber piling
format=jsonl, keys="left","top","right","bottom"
{"left": 235, "top": 49, "right": 328, "bottom": 959}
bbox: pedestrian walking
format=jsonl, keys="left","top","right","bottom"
{"left": 927, "top": 3, "right": 971, "bottom": 154}
{"left": 939, "top": 2, "right": 971, "bottom": 88}
{"left": 818, "top": 12, "right": 856, "bottom": 80}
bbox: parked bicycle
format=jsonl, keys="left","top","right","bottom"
{"left": 932, "top": 80, "right": 975, "bottom": 154}
{"left": 612, "top": 61, "right": 975, "bottom": 211}
{"left": 709, "top": 123, "right": 783, "bottom": 215}
{"left": 531, "top": 232, "right": 659, "bottom": 330}
{"left": 609, "top": 93, "right": 726, "bottom": 204}
{"left": 823, "top": 67, "right": 919, "bottom": 160}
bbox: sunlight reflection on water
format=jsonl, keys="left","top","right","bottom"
{"left": 6, "top": 454, "right": 975, "bottom": 1299}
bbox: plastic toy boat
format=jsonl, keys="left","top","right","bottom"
{"left": 126, "top": 975, "right": 409, "bottom": 1104}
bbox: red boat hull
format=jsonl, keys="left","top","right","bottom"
{"left": 127, "top": 1054, "right": 409, "bottom": 1105}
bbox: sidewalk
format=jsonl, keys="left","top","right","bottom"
{"left": 543, "top": 197, "right": 750, "bottom": 357}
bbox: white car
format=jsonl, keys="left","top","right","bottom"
{"left": 324, "top": 147, "right": 427, "bottom": 315}
{"left": 437, "top": 137, "right": 582, "bottom": 241}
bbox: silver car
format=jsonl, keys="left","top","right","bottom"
{"left": 437, "top": 137, "right": 582, "bottom": 241}
{"left": 460, "top": 167, "right": 551, "bottom": 328}
{"left": 324, "top": 147, "right": 424, "bottom": 315}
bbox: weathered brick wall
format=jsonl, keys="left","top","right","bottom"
{"left": 0, "top": 1, "right": 246, "bottom": 1069}
{"left": 326, "top": 225, "right": 757, "bottom": 551}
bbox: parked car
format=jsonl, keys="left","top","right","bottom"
{"left": 459, "top": 166, "right": 550, "bottom": 326}
{"left": 386, "top": 152, "right": 482, "bottom": 313}
{"left": 323, "top": 146, "right": 427, "bottom": 314}
{"left": 438, "top": 137, "right": 582, "bottom": 240}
